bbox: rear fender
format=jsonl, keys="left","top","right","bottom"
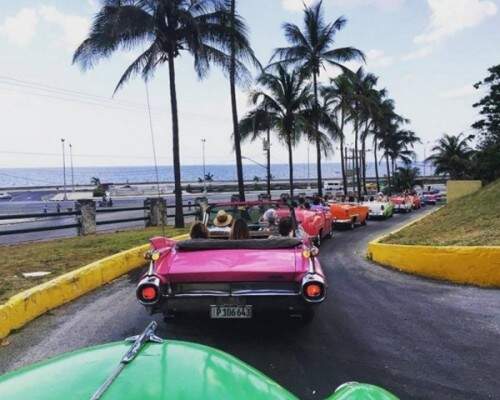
{"left": 150, "top": 236, "right": 176, "bottom": 253}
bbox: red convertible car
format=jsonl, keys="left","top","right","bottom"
{"left": 275, "top": 205, "right": 333, "bottom": 246}
{"left": 137, "top": 235, "right": 326, "bottom": 323}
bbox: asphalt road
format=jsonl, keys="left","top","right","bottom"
{"left": 1, "top": 209, "right": 499, "bottom": 399}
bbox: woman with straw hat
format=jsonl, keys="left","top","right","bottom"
{"left": 210, "top": 209, "right": 233, "bottom": 233}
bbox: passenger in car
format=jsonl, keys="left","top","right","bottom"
{"left": 230, "top": 218, "right": 250, "bottom": 240}
{"left": 190, "top": 221, "right": 209, "bottom": 239}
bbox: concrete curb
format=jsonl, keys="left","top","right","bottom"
{"left": 367, "top": 213, "right": 500, "bottom": 288}
{"left": 0, "top": 234, "right": 189, "bottom": 339}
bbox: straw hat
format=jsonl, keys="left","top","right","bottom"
{"left": 213, "top": 210, "right": 233, "bottom": 227}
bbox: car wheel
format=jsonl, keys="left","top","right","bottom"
{"left": 361, "top": 218, "right": 367, "bottom": 226}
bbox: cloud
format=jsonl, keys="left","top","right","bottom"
{"left": 404, "top": 0, "right": 497, "bottom": 61}
{"left": 281, "top": 0, "right": 315, "bottom": 12}
{"left": 415, "top": 0, "right": 497, "bottom": 45}
{"left": 440, "top": 85, "right": 477, "bottom": 99}
{"left": 39, "top": 6, "right": 90, "bottom": 51}
{"left": 402, "top": 45, "right": 434, "bottom": 61}
{"left": 281, "top": 0, "right": 404, "bottom": 12}
{"left": 0, "top": 8, "right": 39, "bottom": 46}
{"left": 0, "top": 6, "right": 89, "bottom": 51}
{"left": 366, "top": 49, "right": 394, "bottom": 68}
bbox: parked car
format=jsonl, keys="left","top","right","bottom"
{"left": 363, "top": 200, "right": 394, "bottom": 219}
{"left": 390, "top": 196, "right": 413, "bottom": 213}
{"left": 329, "top": 203, "right": 369, "bottom": 229}
{"left": 0, "top": 322, "right": 398, "bottom": 400}
{"left": 0, "top": 192, "right": 12, "bottom": 200}
{"left": 137, "top": 235, "right": 327, "bottom": 322}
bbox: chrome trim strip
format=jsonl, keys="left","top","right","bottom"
{"left": 170, "top": 290, "right": 299, "bottom": 298}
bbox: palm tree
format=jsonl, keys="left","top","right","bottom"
{"left": 379, "top": 126, "right": 420, "bottom": 192}
{"left": 393, "top": 164, "right": 420, "bottom": 192}
{"left": 239, "top": 65, "right": 312, "bottom": 196}
{"left": 427, "top": 133, "right": 475, "bottom": 179}
{"left": 370, "top": 94, "right": 397, "bottom": 192}
{"left": 226, "top": 0, "right": 260, "bottom": 201}
{"left": 321, "top": 73, "right": 354, "bottom": 196}
{"left": 271, "top": 0, "right": 364, "bottom": 195}
{"left": 73, "top": 0, "right": 251, "bottom": 228}
{"left": 349, "top": 67, "right": 378, "bottom": 198}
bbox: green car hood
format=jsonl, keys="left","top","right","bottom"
{"left": 0, "top": 340, "right": 397, "bottom": 400}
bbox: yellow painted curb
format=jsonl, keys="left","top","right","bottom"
{"left": 0, "top": 233, "right": 188, "bottom": 339}
{"left": 367, "top": 215, "right": 500, "bottom": 288}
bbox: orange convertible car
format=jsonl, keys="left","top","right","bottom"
{"left": 329, "top": 203, "right": 369, "bottom": 229}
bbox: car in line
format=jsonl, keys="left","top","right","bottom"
{"left": 0, "top": 322, "right": 398, "bottom": 400}
{"left": 422, "top": 192, "right": 438, "bottom": 205}
{"left": 276, "top": 204, "right": 334, "bottom": 246}
{"left": 363, "top": 200, "right": 394, "bottom": 219}
{"left": 329, "top": 202, "right": 369, "bottom": 229}
{"left": 390, "top": 196, "right": 413, "bottom": 213}
{"left": 137, "top": 232, "right": 327, "bottom": 323}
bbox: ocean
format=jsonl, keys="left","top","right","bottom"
{"left": 0, "top": 162, "right": 429, "bottom": 188}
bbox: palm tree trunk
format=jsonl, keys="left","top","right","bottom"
{"left": 340, "top": 109, "right": 347, "bottom": 197}
{"left": 313, "top": 72, "right": 322, "bottom": 196}
{"left": 230, "top": 0, "right": 245, "bottom": 201}
{"left": 385, "top": 154, "right": 391, "bottom": 195}
{"left": 354, "top": 117, "right": 361, "bottom": 200}
{"left": 266, "top": 127, "right": 271, "bottom": 195}
{"left": 287, "top": 136, "right": 294, "bottom": 197}
{"left": 361, "top": 125, "right": 367, "bottom": 195}
{"left": 374, "top": 139, "right": 380, "bottom": 193}
{"left": 167, "top": 54, "right": 184, "bottom": 228}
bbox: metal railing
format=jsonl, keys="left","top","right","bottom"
{"left": 0, "top": 200, "right": 198, "bottom": 237}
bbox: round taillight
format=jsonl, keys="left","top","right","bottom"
{"left": 141, "top": 286, "right": 158, "bottom": 301}
{"left": 305, "top": 283, "right": 322, "bottom": 298}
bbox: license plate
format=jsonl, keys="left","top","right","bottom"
{"left": 210, "top": 305, "right": 252, "bottom": 319}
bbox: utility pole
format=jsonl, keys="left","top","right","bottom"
{"left": 263, "top": 134, "right": 271, "bottom": 195}
{"left": 61, "top": 138, "right": 67, "bottom": 201}
{"left": 201, "top": 138, "right": 206, "bottom": 193}
{"left": 69, "top": 143, "right": 75, "bottom": 192}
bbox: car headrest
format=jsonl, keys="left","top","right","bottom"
{"left": 176, "top": 238, "right": 302, "bottom": 251}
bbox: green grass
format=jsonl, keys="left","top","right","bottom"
{"left": 381, "top": 179, "right": 500, "bottom": 246}
{"left": 0, "top": 226, "right": 187, "bottom": 303}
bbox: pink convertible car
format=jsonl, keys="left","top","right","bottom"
{"left": 137, "top": 234, "right": 327, "bottom": 322}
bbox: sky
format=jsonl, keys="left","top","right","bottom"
{"left": 0, "top": 0, "right": 499, "bottom": 170}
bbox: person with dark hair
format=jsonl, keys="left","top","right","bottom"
{"left": 189, "top": 221, "right": 209, "bottom": 239}
{"left": 298, "top": 197, "right": 306, "bottom": 209}
{"left": 278, "top": 217, "right": 294, "bottom": 237}
{"left": 230, "top": 218, "right": 250, "bottom": 240}
{"left": 304, "top": 202, "right": 311, "bottom": 210}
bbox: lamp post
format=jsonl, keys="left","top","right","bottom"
{"left": 69, "top": 143, "right": 75, "bottom": 192}
{"left": 61, "top": 138, "right": 67, "bottom": 201}
{"left": 201, "top": 138, "right": 206, "bottom": 193}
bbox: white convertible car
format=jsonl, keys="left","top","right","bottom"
{"left": 363, "top": 201, "right": 394, "bottom": 219}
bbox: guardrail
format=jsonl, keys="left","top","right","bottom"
{"left": 0, "top": 198, "right": 198, "bottom": 238}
